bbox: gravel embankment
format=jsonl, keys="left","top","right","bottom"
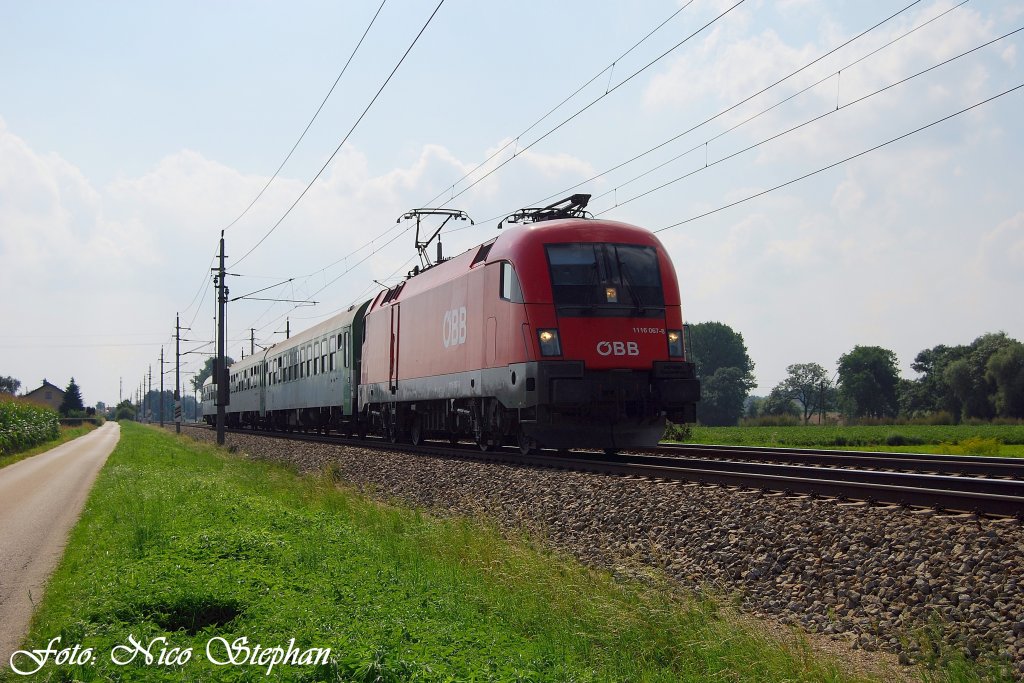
{"left": 183, "top": 428, "right": 1024, "bottom": 675}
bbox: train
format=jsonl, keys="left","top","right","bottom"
{"left": 202, "top": 195, "right": 700, "bottom": 452}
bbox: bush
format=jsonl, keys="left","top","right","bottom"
{"left": 884, "top": 433, "right": 925, "bottom": 446}
{"left": 0, "top": 396, "right": 60, "bottom": 456}
{"left": 663, "top": 421, "right": 692, "bottom": 442}
{"left": 954, "top": 437, "right": 1002, "bottom": 456}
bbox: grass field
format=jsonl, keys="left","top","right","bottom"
{"left": 2, "top": 422, "right": 901, "bottom": 682}
{"left": 670, "top": 424, "right": 1024, "bottom": 457}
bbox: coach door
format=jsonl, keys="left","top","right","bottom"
{"left": 389, "top": 304, "right": 400, "bottom": 394}
{"left": 259, "top": 360, "right": 266, "bottom": 417}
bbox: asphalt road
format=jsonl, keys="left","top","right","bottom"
{"left": 0, "top": 422, "right": 119, "bottom": 667}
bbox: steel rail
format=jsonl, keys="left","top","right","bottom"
{"left": 652, "top": 443, "right": 1024, "bottom": 478}
{"left": 178, "top": 424, "right": 1024, "bottom": 518}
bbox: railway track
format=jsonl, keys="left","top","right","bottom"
{"left": 179, "top": 424, "right": 1024, "bottom": 519}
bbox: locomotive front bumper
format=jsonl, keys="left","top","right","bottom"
{"left": 518, "top": 360, "right": 700, "bottom": 449}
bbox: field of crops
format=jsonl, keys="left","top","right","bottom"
{"left": 674, "top": 423, "right": 1024, "bottom": 450}
{"left": 0, "top": 396, "right": 60, "bottom": 456}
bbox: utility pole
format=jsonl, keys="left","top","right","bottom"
{"left": 159, "top": 347, "right": 165, "bottom": 427}
{"left": 286, "top": 319, "right": 290, "bottom": 339}
{"left": 148, "top": 365, "right": 152, "bottom": 423}
{"left": 251, "top": 328, "right": 256, "bottom": 356}
{"left": 215, "top": 231, "right": 228, "bottom": 445}
{"left": 175, "top": 314, "right": 185, "bottom": 433}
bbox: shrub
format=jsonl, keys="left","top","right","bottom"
{"left": 0, "top": 396, "right": 60, "bottom": 456}
{"left": 955, "top": 437, "right": 1002, "bottom": 456}
{"left": 882, "top": 433, "right": 924, "bottom": 446}
{"left": 663, "top": 421, "right": 692, "bottom": 442}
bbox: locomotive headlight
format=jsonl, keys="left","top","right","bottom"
{"left": 605, "top": 287, "right": 618, "bottom": 303}
{"left": 667, "top": 329, "right": 684, "bottom": 357}
{"left": 538, "top": 329, "right": 562, "bottom": 356}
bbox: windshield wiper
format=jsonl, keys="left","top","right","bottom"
{"left": 615, "top": 252, "right": 646, "bottom": 314}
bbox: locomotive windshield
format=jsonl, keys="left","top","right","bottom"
{"left": 546, "top": 243, "right": 664, "bottom": 318}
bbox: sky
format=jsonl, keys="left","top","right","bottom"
{"left": 1, "top": 0, "right": 1022, "bottom": 408}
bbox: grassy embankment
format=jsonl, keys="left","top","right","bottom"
{"left": 0, "top": 397, "right": 96, "bottom": 469}
{"left": 669, "top": 424, "right": 1024, "bottom": 457}
{"left": 6, "top": 421, "right": 890, "bottom": 682}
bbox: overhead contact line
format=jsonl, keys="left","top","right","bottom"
{"left": 233, "top": 0, "right": 447, "bottom": 268}
{"left": 467, "top": 0, "right": 942, "bottom": 228}
{"left": 222, "top": 0, "right": 389, "bottom": 235}
{"left": 652, "top": 82, "right": 1024, "bottom": 233}
{"left": 593, "top": 25, "right": 1024, "bottom": 216}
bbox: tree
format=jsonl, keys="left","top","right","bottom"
{"left": 763, "top": 385, "right": 800, "bottom": 417}
{"left": 191, "top": 356, "right": 234, "bottom": 393}
{"left": 905, "top": 344, "right": 968, "bottom": 417}
{"left": 688, "top": 322, "right": 757, "bottom": 426}
{"left": 837, "top": 346, "right": 900, "bottom": 420}
{"left": 113, "top": 399, "right": 136, "bottom": 421}
{"left": 700, "top": 367, "right": 753, "bottom": 426}
{"left": 986, "top": 341, "right": 1024, "bottom": 419}
{"left": 778, "top": 362, "right": 830, "bottom": 423}
{"left": 59, "top": 377, "right": 85, "bottom": 416}
{"left": 944, "top": 333, "right": 1017, "bottom": 421}
{"left": 0, "top": 376, "right": 20, "bottom": 394}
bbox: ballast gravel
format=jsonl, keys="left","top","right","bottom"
{"left": 182, "top": 428, "right": 1024, "bottom": 674}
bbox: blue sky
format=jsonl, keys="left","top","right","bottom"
{"left": 2, "top": 0, "right": 1022, "bottom": 407}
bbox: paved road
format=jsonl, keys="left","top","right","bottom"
{"left": 0, "top": 422, "right": 120, "bottom": 667}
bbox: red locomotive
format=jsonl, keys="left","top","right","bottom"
{"left": 207, "top": 195, "right": 699, "bottom": 451}
{"left": 359, "top": 195, "right": 699, "bottom": 452}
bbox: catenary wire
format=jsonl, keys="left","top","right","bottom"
{"left": 462, "top": 0, "right": 931, "bottom": 228}
{"left": 232, "top": 0, "right": 447, "bottom": 268}
{"left": 222, "top": 0, "right": 389, "bottom": 234}
{"left": 651, "top": 83, "right": 1023, "bottom": 233}
{"left": 594, "top": 25, "right": 1023, "bottom": 215}
{"left": 418, "top": 1, "right": 696, "bottom": 209}
{"left": 433, "top": 0, "right": 748, "bottom": 209}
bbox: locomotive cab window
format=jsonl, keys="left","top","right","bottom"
{"left": 499, "top": 262, "right": 524, "bottom": 303}
{"left": 545, "top": 243, "right": 664, "bottom": 318}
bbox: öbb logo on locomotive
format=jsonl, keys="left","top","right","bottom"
{"left": 596, "top": 341, "right": 640, "bottom": 357}
{"left": 442, "top": 306, "right": 467, "bottom": 349}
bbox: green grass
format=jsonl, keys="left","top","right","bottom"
{"left": 0, "top": 423, "right": 98, "bottom": 470}
{"left": 6, "top": 422, "right": 881, "bottom": 682}
{"left": 671, "top": 424, "right": 1024, "bottom": 456}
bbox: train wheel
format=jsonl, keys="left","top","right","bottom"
{"left": 410, "top": 414, "right": 423, "bottom": 447}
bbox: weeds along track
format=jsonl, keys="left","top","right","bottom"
{"left": 182, "top": 424, "right": 1024, "bottom": 519}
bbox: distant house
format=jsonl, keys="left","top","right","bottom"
{"left": 23, "top": 379, "right": 65, "bottom": 412}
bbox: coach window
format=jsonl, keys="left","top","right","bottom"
{"left": 329, "top": 336, "right": 337, "bottom": 371}
{"left": 500, "top": 262, "right": 523, "bottom": 303}
{"left": 314, "top": 342, "right": 320, "bottom": 375}
{"left": 306, "top": 345, "right": 312, "bottom": 376}
{"left": 321, "top": 340, "right": 328, "bottom": 373}
{"left": 344, "top": 331, "right": 350, "bottom": 368}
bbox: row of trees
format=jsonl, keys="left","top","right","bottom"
{"left": 688, "top": 324, "right": 1024, "bottom": 426}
